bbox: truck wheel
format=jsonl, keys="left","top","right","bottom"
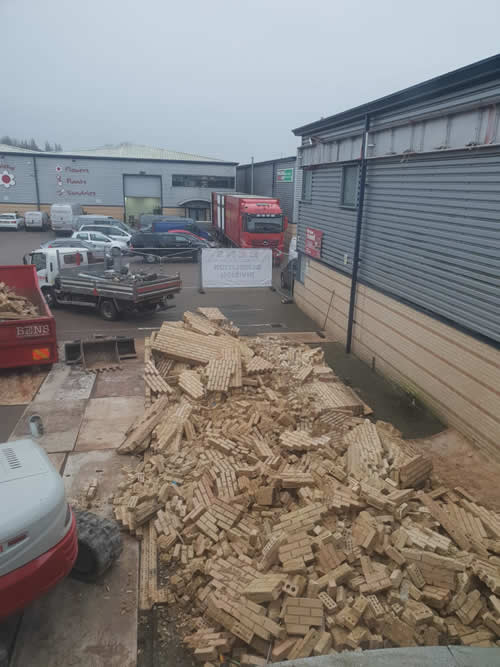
{"left": 71, "top": 510, "right": 122, "bottom": 583}
{"left": 99, "top": 299, "right": 119, "bottom": 321}
{"left": 145, "top": 254, "right": 156, "bottom": 264}
{"left": 42, "top": 287, "right": 57, "bottom": 308}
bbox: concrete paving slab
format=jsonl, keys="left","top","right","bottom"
{"left": 10, "top": 534, "right": 138, "bottom": 667}
{"left": 93, "top": 361, "right": 145, "bottom": 398}
{"left": 0, "top": 366, "right": 48, "bottom": 405}
{"left": 36, "top": 363, "right": 95, "bottom": 402}
{"left": 272, "top": 646, "right": 500, "bottom": 667}
{"left": 75, "top": 397, "right": 144, "bottom": 451}
{"left": 0, "top": 405, "right": 26, "bottom": 442}
{"left": 48, "top": 452, "right": 67, "bottom": 473}
{"left": 63, "top": 449, "right": 135, "bottom": 518}
{"left": 8, "top": 399, "right": 87, "bottom": 453}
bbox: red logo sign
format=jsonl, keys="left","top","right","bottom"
{"left": 305, "top": 227, "right": 323, "bottom": 259}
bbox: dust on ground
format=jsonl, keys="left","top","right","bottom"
{"left": 411, "top": 429, "right": 500, "bottom": 511}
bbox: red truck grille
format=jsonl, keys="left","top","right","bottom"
{"left": 250, "top": 239, "right": 279, "bottom": 248}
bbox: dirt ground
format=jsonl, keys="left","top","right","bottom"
{"left": 411, "top": 429, "right": 500, "bottom": 511}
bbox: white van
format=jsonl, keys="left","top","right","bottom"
{"left": 50, "top": 203, "right": 83, "bottom": 235}
{"left": 25, "top": 211, "right": 49, "bottom": 231}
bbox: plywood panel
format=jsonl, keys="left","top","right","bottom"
{"left": 356, "top": 288, "right": 500, "bottom": 396}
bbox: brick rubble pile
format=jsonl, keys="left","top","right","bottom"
{"left": 0, "top": 282, "right": 38, "bottom": 320}
{"left": 113, "top": 307, "right": 500, "bottom": 663}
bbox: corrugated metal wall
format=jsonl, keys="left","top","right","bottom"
{"left": 0, "top": 153, "right": 235, "bottom": 210}
{"left": 297, "top": 166, "right": 358, "bottom": 271}
{"left": 0, "top": 155, "right": 37, "bottom": 203}
{"left": 236, "top": 166, "right": 251, "bottom": 193}
{"left": 296, "top": 148, "right": 500, "bottom": 344}
{"left": 236, "top": 158, "right": 297, "bottom": 222}
{"left": 361, "top": 150, "right": 500, "bottom": 342}
{"left": 273, "top": 158, "right": 296, "bottom": 223}
{"left": 253, "top": 163, "right": 274, "bottom": 197}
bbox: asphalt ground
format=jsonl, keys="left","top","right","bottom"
{"left": 0, "top": 229, "right": 312, "bottom": 339}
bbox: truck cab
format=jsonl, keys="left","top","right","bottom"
{"left": 25, "top": 248, "right": 94, "bottom": 305}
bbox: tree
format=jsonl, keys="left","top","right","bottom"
{"left": 0, "top": 135, "right": 62, "bottom": 151}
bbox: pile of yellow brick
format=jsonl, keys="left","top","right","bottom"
{"left": 112, "top": 308, "right": 500, "bottom": 663}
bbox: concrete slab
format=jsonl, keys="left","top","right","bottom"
{"left": 75, "top": 397, "right": 144, "bottom": 451}
{"left": 0, "top": 405, "right": 26, "bottom": 442}
{"left": 48, "top": 452, "right": 67, "bottom": 473}
{"left": 63, "top": 449, "right": 135, "bottom": 518}
{"left": 93, "top": 361, "right": 145, "bottom": 398}
{"left": 36, "top": 363, "right": 95, "bottom": 402}
{"left": 272, "top": 646, "right": 500, "bottom": 667}
{"left": 0, "top": 366, "right": 48, "bottom": 405}
{"left": 8, "top": 399, "right": 87, "bottom": 453}
{"left": 10, "top": 534, "right": 138, "bottom": 667}
{"left": 11, "top": 448, "right": 139, "bottom": 667}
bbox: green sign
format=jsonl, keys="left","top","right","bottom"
{"left": 277, "top": 168, "right": 294, "bottom": 183}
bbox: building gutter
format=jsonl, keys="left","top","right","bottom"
{"left": 346, "top": 114, "right": 370, "bottom": 354}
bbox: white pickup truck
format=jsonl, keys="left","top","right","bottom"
{"left": 25, "top": 247, "right": 181, "bottom": 320}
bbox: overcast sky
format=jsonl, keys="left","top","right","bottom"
{"left": 2, "top": 0, "right": 499, "bottom": 163}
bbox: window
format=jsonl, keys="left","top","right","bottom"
{"left": 76, "top": 233, "right": 88, "bottom": 240}
{"left": 172, "top": 175, "right": 235, "bottom": 189}
{"left": 302, "top": 170, "right": 312, "bottom": 201}
{"left": 63, "top": 253, "right": 83, "bottom": 265}
{"left": 31, "top": 252, "right": 46, "bottom": 271}
{"left": 91, "top": 233, "right": 108, "bottom": 241}
{"left": 341, "top": 165, "right": 359, "bottom": 207}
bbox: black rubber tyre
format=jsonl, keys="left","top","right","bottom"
{"left": 145, "top": 254, "right": 157, "bottom": 264}
{"left": 71, "top": 510, "right": 123, "bottom": 582}
{"left": 42, "top": 287, "right": 57, "bottom": 308}
{"left": 99, "top": 299, "right": 119, "bottom": 321}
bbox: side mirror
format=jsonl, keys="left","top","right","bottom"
{"left": 22, "top": 254, "right": 27, "bottom": 265}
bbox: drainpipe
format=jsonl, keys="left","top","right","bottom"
{"left": 250, "top": 156, "right": 254, "bottom": 194}
{"left": 33, "top": 156, "right": 41, "bottom": 211}
{"left": 346, "top": 114, "right": 370, "bottom": 354}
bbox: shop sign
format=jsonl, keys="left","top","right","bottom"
{"left": 304, "top": 227, "right": 323, "bottom": 259}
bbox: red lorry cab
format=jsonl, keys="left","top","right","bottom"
{"left": 0, "top": 265, "right": 58, "bottom": 369}
{"left": 212, "top": 193, "right": 287, "bottom": 265}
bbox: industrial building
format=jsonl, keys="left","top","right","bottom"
{"left": 236, "top": 156, "right": 299, "bottom": 246}
{"left": 0, "top": 143, "right": 237, "bottom": 223}
{"left": 292, "top": 54, "right": 500, "bottom": 457}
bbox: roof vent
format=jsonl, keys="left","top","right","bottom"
{"left": 3, "top": 448, "right": 21, "bottom": 470}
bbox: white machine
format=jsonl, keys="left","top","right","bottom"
{"left": 0, "top": 439, "right": 70, "bottom": 578}
{"left": 0, "top": 438, "right": 122, "bottom": 625}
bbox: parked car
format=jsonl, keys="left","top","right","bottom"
{"left": 280, "top": 257, "right": 297, "bottom": 291}
{"left": 167, "top": 229, "right": 217, "bottom": 247}
{"left": 129, "top": 231, "right": 209, "bottom": 263}
{"left": 77, "top": 223, "right": 131, "bottom": 243}
{"left": 40, "top": 238, "right": 96, "bottom": 251}
{"left": 25, "top": 211, "right": 50, "bottom": 231}
{"left": 73, "top": 216, "right": 132, "bottom": 235}
{"left": 72, "top": 231, "right": 129, "bottom": 254}
{"left": 50, "top": 203, "right": 83, "bottom": 235}
{"left": 0, "top": 213, "right": 25, "bottom": 230}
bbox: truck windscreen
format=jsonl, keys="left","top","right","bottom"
{"left": 245, "top": 215, "right": 283, "bottom": 233}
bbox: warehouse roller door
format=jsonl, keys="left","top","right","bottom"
{"left": 123, "top": 175, "right": 162, "bottom": 225}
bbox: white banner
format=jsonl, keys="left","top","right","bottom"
{"left": 201, "top": 248, "right": 272, "bottom": 288}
